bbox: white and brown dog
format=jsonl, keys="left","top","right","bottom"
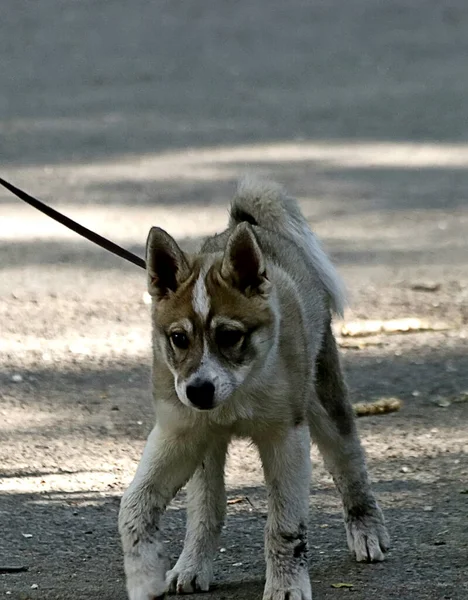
{"left": 119, "top": 179, "right": 389, "bottom": 600}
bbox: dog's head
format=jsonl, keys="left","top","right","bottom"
{"left": 147, "top": 223, "right": 275, "bottom": 411}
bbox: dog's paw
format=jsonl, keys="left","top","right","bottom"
{"left": 166, "top": 554, "right": 213, "bottom": 594}
{"left": 124, "top": 542, "right": 170, "bottom": 600}
{"left": 345, "top": 505, "right": 390, "bottom": 562}
{"left": 263, "top": 589, "right": 312, "bottom": 600}
{"left": 263, "top": 571, "right": 312, "bottom": 600}
{"left": 126, "top": 578, "right": 167, "bottom": 600}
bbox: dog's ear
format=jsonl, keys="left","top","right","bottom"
{"left": 221, "top": 223, "right": 269, "bottom": 296}
{"left": 146, "top": 227, "right": 189, "bottom": 299}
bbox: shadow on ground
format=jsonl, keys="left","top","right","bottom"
{"left": 1, "top": 341, "right": 467, "bottom": 597}
{"left": 2, "top": 343, "right": 468, "bottom": 436}
{"left": 1, "top": 479, "right": 467, "bottom": 600}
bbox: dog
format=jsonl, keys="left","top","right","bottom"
{"left": 119, "top": 178, "right": 389, "bottom": 600}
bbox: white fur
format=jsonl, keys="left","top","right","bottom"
{"left": 292, "top": 221, "right": 347, "bottom": 317}
{"left": 192, "top": 270, "right": 210, "bottom": 319}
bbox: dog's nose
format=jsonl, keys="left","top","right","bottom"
{"left": 186, "top": 380, "right": 216, "bottom": 410}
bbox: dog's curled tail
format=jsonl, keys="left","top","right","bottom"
{"left": 230, "top": 177, "right": 347, "bottom": 316}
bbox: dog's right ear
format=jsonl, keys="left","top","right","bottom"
{"left": 146, "top": 227, "right": 189, "bottom": 299}
{"left": 221, "top": 222, "right": 269, "bottom": 297}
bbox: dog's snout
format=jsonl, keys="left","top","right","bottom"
{"left": 186, "top": 379, "right": 216, "bottom": 410}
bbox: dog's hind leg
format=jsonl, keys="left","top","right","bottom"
{"left": 309, "top": 322, "right": 390, "bottom": 562}
{"left": 166, "top": 435, "right": 229, "bottom": 594}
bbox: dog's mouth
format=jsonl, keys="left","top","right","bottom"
{"left": 188, "top": 401, "right": 216, "bottom": 411}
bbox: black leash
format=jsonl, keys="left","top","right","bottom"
{"left": 0, "top": 177, "right": 146, "bottom": 270}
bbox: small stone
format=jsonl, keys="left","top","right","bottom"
{"left": 11, "top": 374, "right": 23, "bottom": 383}
{"left": 454, "top": 391, "right": 468, "bottom": 403}
{"left": 219, "top": 548, "right": 226, "bottom": 553}
{"left": 423, "top": 506, "right": 433, "bottom": 512}
{"left": 401, "top": 466, "right": 410, "bottom": 473}
{"left": 31, "top": 584, "right": 38, "bottom": 589}
{"left": 232, "top": 562, "right": 243, "bottom": 567}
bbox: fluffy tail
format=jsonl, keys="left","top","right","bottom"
{"left": 230, "top": 177, "right": 347, "bottom": 316}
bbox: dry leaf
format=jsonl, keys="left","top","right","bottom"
{"left": 410, "top": 282, "right": 441, "bottom": 292}
{"left": 341, "top": 318, "right": 451, "bottom": 338}
{"left": 331, "top": 582, "right": 354, "bottom": 588}
{"left": 227, "top": 497, "right": 247, "bottom": 505}
{"left": 338, "top": 338, "right": 384, "bottom": 350}
{"left": 353, "top": 397, "right": 402, "bottom": 417}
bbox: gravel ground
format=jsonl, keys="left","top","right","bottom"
{"left": 1, "top": 1, "right": 467, "bottom": 599}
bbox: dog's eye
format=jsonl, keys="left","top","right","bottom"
{"left": 215, "top": 328, "right": 244, "bottom": 349}
{"left": 170, "top": 331, "right": 189, "bottom": 350}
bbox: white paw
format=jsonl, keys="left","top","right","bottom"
{"left": 166, "top": 554, "right": 213, "bottom": 594}
{"left": 124, "top": 542, "right": 170, "bottom": 600}
{"left": 263, "top": 570, "right": 312, "bottom": 600}
{"left": 345, "top": 505, "right": 390, "bottom": 562}
{"left": 126, "top": 578, "right": 167, "bottom": 600}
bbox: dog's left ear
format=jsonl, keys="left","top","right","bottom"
{"left": 221, "top": 223, "right": 269, "bottom": 296}
{"left": 146, "top": 227, "right": 190, "bottom": 299}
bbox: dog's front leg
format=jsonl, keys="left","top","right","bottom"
{"left": 255, "top": 424, "right": 312, "bottom": 600}
{"left": 119, "top": 424, "right": 207, "bottom": 600}
{"left": 166, "top": 436, "right": 229, "bottom": 594}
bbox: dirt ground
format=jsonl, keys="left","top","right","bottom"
{"left": 1, "top": 1, "right": 467, "bottom": 599}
